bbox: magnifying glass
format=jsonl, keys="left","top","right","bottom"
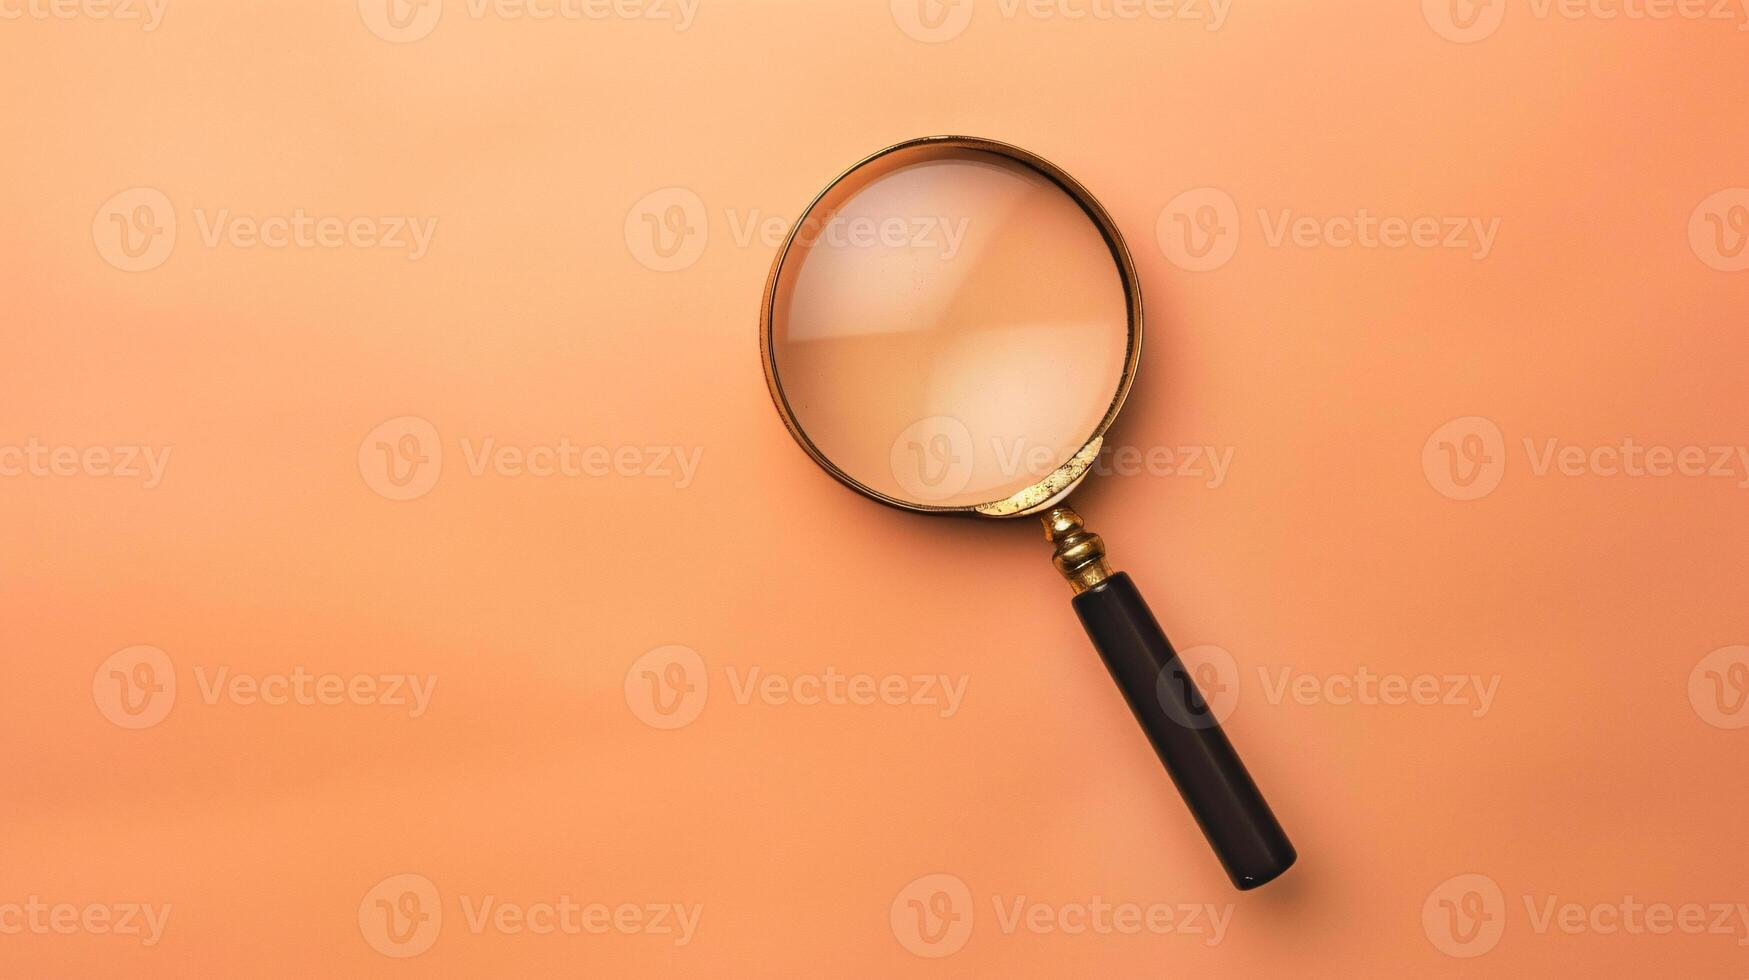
{"left": 759, "top": 136, "right": 1296, "bottom": 890}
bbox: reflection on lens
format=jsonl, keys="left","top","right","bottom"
{"left": 767, "top": 144, "right": 1132, "bottom": 510}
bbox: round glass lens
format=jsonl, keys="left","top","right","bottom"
{"left": 766, "top": 143, "right": 1133, "bottom": 510}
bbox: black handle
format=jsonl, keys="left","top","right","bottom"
{"left": 1073, "top": 572, "right": 1296, "bottom": 890}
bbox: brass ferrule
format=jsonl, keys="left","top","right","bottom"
{"left": 1041, "top": 505, "right": 1112, "bottom": 594}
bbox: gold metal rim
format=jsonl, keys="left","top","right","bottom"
{"left": 758, "top": 134, "right": 1145, "bottom": 517}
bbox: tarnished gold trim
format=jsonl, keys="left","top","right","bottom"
{"left": 973, "top": 438, "right": 1103, "bottom": 517}
{"left": 758, "top": 135, "right": 1144, "bottom": 519}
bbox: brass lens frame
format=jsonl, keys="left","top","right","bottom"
{"left": 758, "top": 135, "right": 1145, "bottom": 518}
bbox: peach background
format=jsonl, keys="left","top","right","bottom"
{"left": 3, "top": 0, "right": 1748, "bottom": 976}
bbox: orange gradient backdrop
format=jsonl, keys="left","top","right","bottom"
{"left": 3, "top": 0, "right": 1747, "bottom": 976}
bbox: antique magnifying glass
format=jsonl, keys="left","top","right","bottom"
{"left": 759, "top": 136, "right": 1295, "bottom": 890}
